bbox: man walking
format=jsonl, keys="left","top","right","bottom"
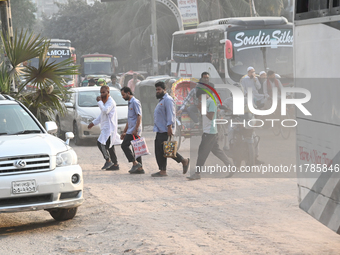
{"left": 127, "top": 73, "right": 141, "bottom": 93}
{"left": 187, "top": 89, "right": 233, "bottom": 180}
{"left": 151, "top": 81, "right": 190, "bottom": 177}
{"left": 88, "top": 86, "right": 121, "bottom": 170}
{"left": 120, "top": 87, "right": 144, "bottom": 174}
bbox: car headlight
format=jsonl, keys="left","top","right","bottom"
{"left": 81, "top": 116, "right": 94, "bottom": 124}
{"left": 56, "top": 149, "right": 78, "bottom": 167}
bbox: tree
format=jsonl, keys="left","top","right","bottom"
{"left": 0, "top": 30, "right": 78, "bottom": 123}
{"left": 11, "top": 0, "right": 37, "bottom": 32}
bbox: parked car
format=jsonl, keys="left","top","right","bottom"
{"left": 0, "top": 94, "right": 83, "bottom": 221}
{"left": 56, "top": 87, "right": 128, "bottom": 145}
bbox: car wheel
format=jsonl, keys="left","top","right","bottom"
{"left": 49, "top": 207, "right": 78, "bottom": 221}
{"left": 73, "top": 122, "right": 82, "bottom": 146}
{"left": 56, "top": 117, "right": 65, "bottom": 140}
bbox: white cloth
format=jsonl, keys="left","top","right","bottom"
{"left": 92, "top": 96, "right": 122, "bottom": 147}
{"left": 240, "top": 75, "right": 265, "bottom": 103}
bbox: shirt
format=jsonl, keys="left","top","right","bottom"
{"left": 92, "top": 96, "right": 121, "bottom": 146}
{"left": 263, "top": 79, "right": 283, "bottom": 97}
{"left": 127, "top": 79, "right": 141, "bottom": 93}
{"left": 241, "top": 75, "right": 264, "bottom": 102}
{"left": 127, "top": 96, "right": 142, "bottom": 135}
{"left": 202, "top": 98, "right": 217, "bottom": 134}
{"left": 153, "top": 93, "right": 176, "bottom": 133}
{"left": 108, "top": 82, "right": 122, "bottom": 90}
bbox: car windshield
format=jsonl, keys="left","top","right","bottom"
{"left": 78, "top": 89, "right": 128, "bottom": 107}
{"left": 0, "top": 104, "right": 42, "bottom": 135}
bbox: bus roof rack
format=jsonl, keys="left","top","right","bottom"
{"left": 197, "top": 16, "right": 288, "bottom": 28}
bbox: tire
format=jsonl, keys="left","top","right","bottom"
{"left": 246, "top": 143, "right": 256, "bottom": 166}
{"left": 56, "top": 117, "right": 65, "bottom": 140}
{"left": 49, "top": 207, "right": 78, "bottom": 221}
{"left": 73, "top": 122, "right": 83, "bottom": 146}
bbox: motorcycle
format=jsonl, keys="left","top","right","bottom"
{"left": 218, "top": 105, "right": 259, "bottom": 168}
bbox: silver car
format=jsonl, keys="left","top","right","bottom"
{"left": 56, "top": 87, "right": 128, "bottom": 145}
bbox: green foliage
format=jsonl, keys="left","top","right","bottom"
{"left": 0, "top": 30, "right": 78, "bottom": 124}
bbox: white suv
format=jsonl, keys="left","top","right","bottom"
{"left": 0, "top": 95, "right": 83, "bottom": 221}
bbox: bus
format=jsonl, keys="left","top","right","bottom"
{"left": 80, "top": 53, "right": 118, "bottom": 86}
{"left": 294, "top": 0, "right": 340, "bottom": 234}
{"left": 171, "top": 17, "right": 293, "bottom": 92}
{"left": 27, "top": 39, "right": 77, "bottom": 88}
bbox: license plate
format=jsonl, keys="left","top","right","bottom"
{"left": 12, "top": 180, "right": 37, "bottom": 194}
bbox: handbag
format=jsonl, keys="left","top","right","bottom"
{"left": 163, "top": 136, "right": 178, "bottom": 158}
{"left": 130, "top": 135, "right": 151, "bottom": 159}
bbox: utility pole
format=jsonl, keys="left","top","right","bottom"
{"left": 151, "top": 0, "right": 158, "bottom": 75}
{"left": 0, "top": 0, "right": 14, "bottom": 91}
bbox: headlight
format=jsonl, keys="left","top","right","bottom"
{"left": 81, "top": 116, "right": 94, "bottom": 124}
{"left": 56, "top": 149, "right": 78, "bottom": 167}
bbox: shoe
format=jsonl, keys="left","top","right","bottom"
{"left": 106, "top": 164, "right": 120, "bottom": 171}
{"left": 129, "top": 162, "right": 142, "bottom": 173}
{"left": 130, "top": 169, "right": 145, "bottom": 174}
{"left": 183, "top": 158, "right": 190, "bottom": 174}
{"left": 151, "top": 171, "right": 168, "bottom": 177}
{"left": 255, "top": 159, "right": 264, "bottom": 165}
{"left": 101, "top": 161, "right": 114, "bottom": 170}
{"left": 187, "top": 173, "right": 201, "bottom": 180}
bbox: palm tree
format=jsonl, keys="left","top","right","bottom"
{"left": 0, "top": 30, "right": 78, "bottom": 124}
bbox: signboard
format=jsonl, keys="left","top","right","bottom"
{"left": 84, "top": 57, "right": 111, "bottom": 62}
{"left": 228, "top": 29, "right": 293, "bottom": 52}
{"left": 177, "top": 0, "right": 199, "bottom": 28}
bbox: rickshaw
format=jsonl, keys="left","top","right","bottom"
{"left": 172, "top": 78, "right": 202, "bottom": 150}
{"left": 119, "top": 71, "right": 147, "bottom": 87}
{"left": 134, "top": 77, "right": 177, "bottom": 128}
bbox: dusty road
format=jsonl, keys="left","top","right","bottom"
{"left": 1, "top": 128, "right": 340, "bottom": 254}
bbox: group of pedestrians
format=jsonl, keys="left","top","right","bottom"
{"left": 86, "top": 70, "right": 234, "bottom": 180}
{"left": 87, "top": 82, "right": 191, "bottom": 178}
{"left": 240, "top": 66, "right": 283, "bottom": 110}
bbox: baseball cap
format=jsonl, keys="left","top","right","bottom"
{"left": 247, "top": 66, "right": 255, "bottom": 72}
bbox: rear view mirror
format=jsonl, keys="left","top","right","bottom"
{"left": 225, "top": 39, "right": 233, "bottom": 59}
{"left": 65, "top": 102, "right": 74, "bottom": 108}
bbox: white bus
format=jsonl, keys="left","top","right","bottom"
{"left": 295, "top": 0, "right": 340, "bottom": 234}
{"left": 171, "top": 16, "right": 293, "bottom": 91}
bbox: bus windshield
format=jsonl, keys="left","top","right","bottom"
{"left": 83, "top": 57, "right": 112, "bottom": 75}
{"left": 228, "top": 28, "right": 293, "bottom": 81}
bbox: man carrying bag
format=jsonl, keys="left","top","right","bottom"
{"left": 120, "top": 87, "right": 145, "bottom": 174}
{"left": 151, "top": 81, "right": 190, "bottom": 177}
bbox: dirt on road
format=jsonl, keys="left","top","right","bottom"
{"left": 1, "top": 129, "right": 340, "bottom": 254}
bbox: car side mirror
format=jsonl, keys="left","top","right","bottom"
{"left": 65, "top": 132, "right": 74, "bottom": 145}
{"left": 45, "top": 121, "right": 57, "bottom": 134}
{"left": 65, "top": 102, "right": 74, "bottom": 108}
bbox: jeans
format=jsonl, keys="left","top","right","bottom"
{"left": 196, "top": 133, "right": 231, "bottom": 171}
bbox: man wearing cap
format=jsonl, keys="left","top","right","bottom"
{"left": 98, "top": 78, "right": 107, "bottom": 86}
{"left": 240, "top": 67, "right": 266, "bottom": 109}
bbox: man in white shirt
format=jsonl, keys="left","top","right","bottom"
{"left": 88, "top": 86, "right": 122, "bottom": 170}
{"left": 241, "top": 66, "right": 266, "bottom": 109}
